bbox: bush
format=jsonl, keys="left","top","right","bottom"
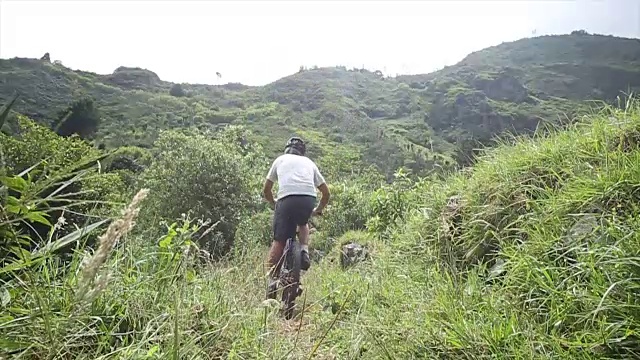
{"left": 366, "top": 168, "right": 417, "bottom": 235}
{"left": 0, "top": 115, "right": 125, "bottom": 252}
{"left": 234, "top": 210, "right": 273, "bottom": 250}
{"left": 320, "top": 182, "right": 372, "bottom": 239}
{"left": 169, "top": 83, "right": 185, "bottom": 97}
{"left": 103, "top": 146, "right": 153, "bottom": 191}
{"left": 140, "top": 126, "right": 264, "bottom": 257}
{"left": 3, "top": 115, "right": 100, "bottom": 175}
{"left": 370, "top": 99, "right": 640, "bottom": 357}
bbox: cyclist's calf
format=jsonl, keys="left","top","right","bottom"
{"left": 297, "top": 224, "right": 310, "bottom": 247}
{"left": 267, "top": 240, "right": 285, "bottom": 276}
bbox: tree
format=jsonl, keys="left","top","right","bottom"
{"left": 169, "top": 83, "right": 185, "bottom": 97}
{"left": 571, "top": 29, "right": 589, "bottom": 36}
{"left": 53, "top": 97, "right": 100, "bottom": 139}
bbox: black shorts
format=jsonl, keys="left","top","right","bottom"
{"left": 273, "top": 195, "right": 316, "bottom": 242}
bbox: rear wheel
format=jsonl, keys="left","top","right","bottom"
{"left": 280, "top": 237, "right": 302, "bottom": 320}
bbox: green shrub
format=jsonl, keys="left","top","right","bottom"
{"left": 103, "top": 145, "right": 152, "bottom": 191}
{"left": 366, "top": 168, "right": 417, "bottom": 236}
{"left": 140, "top": 126, "right": 264, "bottom": 257}
{"left": 320, "top": 181, "right": 372, "bottom": 239}
{"left": 234, "top": 210, "right": 273, "bottom": 250}
{"left": 2, "top": 115, "right": 101, "bottom": 175}
{"left": 0, "top": 114, "right": 125, "bottom": 252}
{"left": 169, "top": 83, "right": 185, "bottom": 97}
{"left": 373, "top": 99, "right": 640, "bottom": 357}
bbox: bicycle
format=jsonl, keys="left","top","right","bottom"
{"left": 267, "top": 217, "right": 318, "bottom": 320}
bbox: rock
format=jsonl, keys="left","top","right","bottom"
{"left": 566, "top": 213, "right": 598, "bottom": 240}
{"left": 40, "top": 52, "right": 51, "bottom": 62}
{"left": 340, "top": 242, "right": 368, "bottom": 269}
{"left": 107, "top": 66, "right": 162, "bottom": 90}
{"left": 487, "top": 258, "right": 506, "bottom": 281}
{"left": 445, "top": 195, "right": 462, "bottom": 213}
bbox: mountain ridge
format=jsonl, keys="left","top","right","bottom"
{"left": 1, "top": 32, "right": 639, "bottom": 177}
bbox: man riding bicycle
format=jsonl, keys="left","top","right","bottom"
{"left": 262, "top": 137, "right": 330, "bottom": 299}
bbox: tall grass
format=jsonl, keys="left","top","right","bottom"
{"left": 3, "top": 98, "right": 640, "bottom": 359}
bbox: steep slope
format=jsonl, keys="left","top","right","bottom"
{"left": 395, "top": 33, "right": 640, "bottom": 162}
{"left": 1, "top": 33, "right": 639, "bottom": 175}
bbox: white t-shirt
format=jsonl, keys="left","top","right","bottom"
{"left": 266, "top": 154, "right": 326, "bottom": 200}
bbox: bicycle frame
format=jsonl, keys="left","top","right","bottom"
{"left": 274, "top": 218, "right": 319, "bottom": 319}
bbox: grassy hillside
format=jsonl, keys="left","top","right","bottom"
{"left": 2, "top": 33, "right": 639, "bottom": 176}
{"left": 2, "top": 90, "right": 640, "bottom": 358}
{"left": 3, "top": 30, "right": 640, "bottom": 359}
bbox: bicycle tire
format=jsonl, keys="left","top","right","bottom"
{"left": 280, "top": 237, "right": 302, "bottom": 320}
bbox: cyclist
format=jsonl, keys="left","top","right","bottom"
{"left": 262, "top": 137, "right": 330, "bottom": 299}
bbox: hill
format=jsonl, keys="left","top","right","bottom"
{"left": 1, "top": 32, "right": 640, "bottom": 176}
{"left": 3, "top": 91, "right": 640, "bottom": 358}
{"left": 3, "top": 31, "right": 640, "bottom": 359}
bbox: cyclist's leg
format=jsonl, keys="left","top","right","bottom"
{"left": 297, "top": 224, "right": 311, "bottom": 270}
{"left": 267, "top": 240, "right": 285, "bottom": 277}
{"left": 298, "top": 223, "right": 309, "bottom": 248}
{"left": 292, "top": 196, "right": 315, "bottom": 271}
{"left": 266, "top": 237, "right": 283, "bottom": 300}
{"left": 267, "top": 196, "right": 298, "bottom": 295}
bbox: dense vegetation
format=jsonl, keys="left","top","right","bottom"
{"left": 2, "top": 32, "right": 640, "bottom": 359}
{"left": 2, "top": 33, "right": 640, "bottom": 176}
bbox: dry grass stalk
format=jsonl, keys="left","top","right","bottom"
{"left": 75, "top": 188, "right": 149, "bottom": 304}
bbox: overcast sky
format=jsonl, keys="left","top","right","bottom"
{"left": 1, "top": 0, "right": 638, "bottom": 86}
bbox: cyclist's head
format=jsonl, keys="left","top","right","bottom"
{"left": 284, "top": 136, "right": 306, "bottom": 156}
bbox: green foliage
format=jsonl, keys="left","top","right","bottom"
{"left": 3, "top": 34, "right": 640, "bottom": 359}
{"left": 104, "top": 145, "right": 152, "bottom": 172}
{"left": 351, "top": 97, "right": 640, "bottom": 357}
{"left": 139, "top": 126, "right": 264, "bottom": 257}
{"left": 366, "top": 168, "right": 418, "bottom": 235}
{"left": 0, "top": 189, "right": 148, "bottom": 358}
{"left": 4, "top": 34, "right": 637, "bottom": 178}
{"left": 53, "top": 97, "right": 100, "bottom": 139}
{"left": 2, "top": 115, "right": 101, "bottom": 175}
{"left": 2, "top": 98, "right": 640, "bottom": 359}
{"left": 320, "top": 182, "right": 373, "bottom": 238}
{"left": 234, "top": 210, "right": 273, "bottom": 249}
{"left": 0, "top": 161, "right": 117, "bottom": 271}
{"left": 0, "top": 94, "right": 18, "bottom": 132}
{"left": 0, "top": 114, "right": 124, "bottom": 245}
{"left": 103, "top": 145, "right": 152, "bottom": 191}
{"left": 169, "top": 83, "right": 185, "bottom": 97}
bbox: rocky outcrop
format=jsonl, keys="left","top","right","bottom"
{"left": 340, "top": 242, "right": 369, "bottom": 269}
{"left": 106, "top": 67, "right": 162, "bottom": 90}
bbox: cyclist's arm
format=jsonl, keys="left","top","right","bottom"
{"left": 313, "top": 164, "right": 330, "bottom": 213}
{"left": 263, "top": 159, "right": 278, "bottom": 207}
{"left": 263, "top": 179, "right": 276, "bottom": 207}
{"left": 315, "top": 183, "right": 330, "bottom": 214}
